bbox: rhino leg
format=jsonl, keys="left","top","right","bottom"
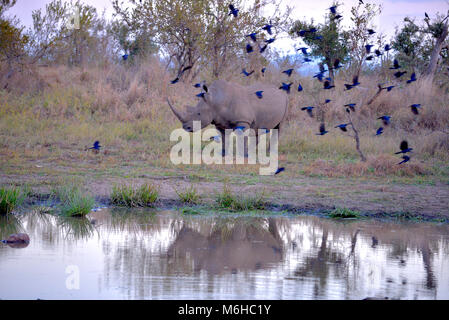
{"left": 217, "top": 128, "right": 227, "bottom": 157}
{"left": 235, "top": 122, "right": 251, "bottom": 158}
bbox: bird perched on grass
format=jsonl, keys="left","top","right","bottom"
{"left": 410, "top": 104, "right": 422, "bottom": 115}
{"left": 335, "top": 124, "right": 349, "bottom": 132}
{"left": 242, "top": 69, "right": 254, "bottom": 77}
{"left": 297, "top": 83, "right": 303, "bottom": 92}
{"left": 378, "top": 115, "right": 391, "bottom": 125}
{"left": 282, "top": 68, "right": 294, "bottom": 77}
{"left": 229, "top": 4, "right": 239, "bottom": 17}
{"left": 398, "top": 155, "right": 411, "bottom": 165}
{"left": 395, "top": 140, "right": 413, "bottom": 154}
{"left": 255, "top": 91, "right": 264, "bottom": 99}
{"left": 301, "top": 106, "right": 314, "bottom": 118}
{"left": 279, "top": 82, "right": 293, "bottom": 94}
{"left": 406, "top": 72, "right": 417, "bottom": 84}
{"left": 316, "top": 123, "right": 329, "bottom": 136}
{"left": 376, "top": 127, "right": 384, "bottom": 136}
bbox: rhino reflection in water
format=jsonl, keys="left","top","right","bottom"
{"left": 167, "top": 219, "right": 283, "bottom": 274}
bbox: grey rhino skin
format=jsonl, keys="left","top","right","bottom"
{"left": 167, "top": 79, "right": 288, "bottom": 155}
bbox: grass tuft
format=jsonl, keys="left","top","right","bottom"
{"left": 0, "top": 187, "right": 24, "bottom": 215}
{"left": 53, "top": 185, "right": 95, "bottom": 217}
{"left": 111, "top": 183, "right": 159, "bottom": 207}
{"left": 175, "top": 186, "right": 201, "bottom": 204}
{"left": 215, "top": 185, "right": 267, "bottom": 211}
{"left": 328, "top": 208, "right": 361, "bottom": 219}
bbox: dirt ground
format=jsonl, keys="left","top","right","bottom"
{"left": 2, "top": 158, "right": 448, "bottom": 220}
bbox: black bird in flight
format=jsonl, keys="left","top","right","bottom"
{"left": 332, "top": 14, "right": 343, "bottom": 21}
{"left": 301, "top": 106, "right": 314, "bottom": 118}
{"left": 376, "top": 127, "right": 384, "bottom": 136}
{"left": 395, "top": 140, "right": 413, "bottom": 154}
{"left": 246, "top": 32, "right": 257, "bottom": 42}
{"left": 229, "top": 4, "right": 239, "bottom": 17}
{"left": 323, "top": 80, "right": 335, "bottom": 90}
{"left": 366, "top": 55, "right": 374, "bottom": 61}
{"left": 297, "top": 83, "right": 303, "bottom": 92}
{"left": 365, "top": 44, "right": 374, "bottom": 54}
{"left": 316, "top": 123, "right": 329, "bottom": 135}
{"left": 259, "top": 44, "right": 268, "bottom": 53}
{"left": 282, "top": 69, "right": 294, "bottom": 77}
{"left": 275, "top": 167, "right": 285, "bottom": 175}
{"left": 406, "top": 72, "right": 417, "bottom": 84}
{"left": 398, "top": 155, "right": 411, "bottom": 165}
{"left": 394, "top": 71, "right": 407, "bottom": 78}
{"left": 335, "top": 124, "right": 349, "bottom": 132}
{"left": 378, "top": 115, "right": 391, "bottom": 126}
{"left": 410, "top": 104, "right": 422, "bottom": 115}
{"left": 329, "top": 5, "right": 338, "bottom": 14}
{"left": 367, "top": 29, "right": 376, "bottom": 35}
{"left": 262, "top": 22, "right": 273, "bottom": 35}
{"left": 88, "top": 141, "right": 101, "bottom": 151}
{"left": 246, "top": 44, "right": 254, "bottom": 53}
{"left": 390, "top": 59, "right": 401, "bottom": 70}
{"left": 345, "top": 103, "right": 357, "bottom": 112}
{"left": 333, "top": 59, "right": 342, "bottom": 70}
{"left": 279, "top": 82, "right": 293, "bottom": 94}
{"left": 241, "top": 69, "right": 254, "bottom": 77}
{"left": 255, "top": 91, "right": 264, "bottom": 99}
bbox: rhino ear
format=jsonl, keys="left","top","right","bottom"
{"left": 203, "top": 85, "right": 208, "bottom": 92}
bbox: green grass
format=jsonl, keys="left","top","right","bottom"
{"left": 111, "top": 183, "right": 159, "bottom": 207}
{"left": 328, "top": 208, "right": 361, "bottom": 219}
{"left": 0, "top": 187, "right": 24, "bottom": 215}
{"left": 175, "top": 186, "right": 201, "bottom": 204}
{"left": 215, "top": 185, "right": 267, "bottom": 211}
{"left": 53, "top": 185, "right": 95, "bottom": 217}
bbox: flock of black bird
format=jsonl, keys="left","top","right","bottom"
{"left": 106, "top": 1, "right": 426, "bottom": 173}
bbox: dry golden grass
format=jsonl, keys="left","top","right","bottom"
{"left": 0, "top": 56, "right": 448, "bottom": 181}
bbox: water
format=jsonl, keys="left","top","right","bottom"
{"left": 0, "top": 209, "right": 448, "bottom": 300}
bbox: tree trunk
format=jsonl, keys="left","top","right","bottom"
{"left": 424, "top": 21, "right": 448, "bottom": 82}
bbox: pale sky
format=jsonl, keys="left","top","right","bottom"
{"left": 6, "top": 0, "right": 449, "bottom": 54}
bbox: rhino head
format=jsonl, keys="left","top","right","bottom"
{"left": 167, "top": 96, "right": 214, "bottom": 133}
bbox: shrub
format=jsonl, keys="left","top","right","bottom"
{"left": 111, "top": 183, "right": 159, "bottom": 207}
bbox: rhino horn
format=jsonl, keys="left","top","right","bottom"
{"left": 167, "top": 98, "right": 186, "bottom": 122}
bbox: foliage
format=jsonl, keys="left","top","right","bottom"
{"left": 111, "top": 183, "right": 159, "bottom": 207}
{"left": 113, "top": 0, "right": 291, "bottom": 79}
{"left": 289, "top": 1, "right": 348, "bottom": 83}
{"left": 0, "top": 187, "right": 24, "bottom": 215}
{"left": 175, "top": 186, "right": 201, "bottom": 204}
{"left": 53, "top": 184, "right": 95, "bottom": 217}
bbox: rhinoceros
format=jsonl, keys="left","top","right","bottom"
{"left": 167, "top": 79, "right": 288, "bottom": 155}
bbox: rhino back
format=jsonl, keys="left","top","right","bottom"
{"left": 208, "top": 80, "right": 288, "bottom": 129}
